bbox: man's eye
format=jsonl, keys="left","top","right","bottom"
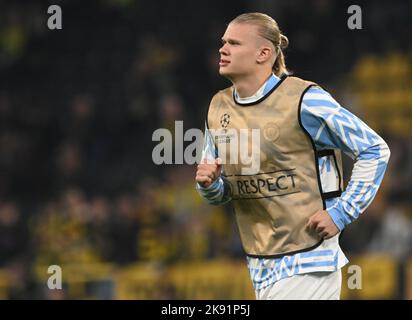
{"left": 221, "top": 40, "right": 239, "bottom": 46}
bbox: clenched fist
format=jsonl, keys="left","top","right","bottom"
{"left": 196, "top": 158, "right": 222, "bottom": 188}
{"left": 306, "top": 210, "right": 340, "bottom": 239}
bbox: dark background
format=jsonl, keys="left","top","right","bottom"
{"left": 0, "top": 0, "right": 411, "bottom": 299}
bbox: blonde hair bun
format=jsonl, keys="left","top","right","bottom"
{"left": 280, "top": 34, "right": 289, "bottom": 50}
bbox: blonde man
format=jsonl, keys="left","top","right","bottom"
{"left": 195, "top": 13, "right": 390, "bottom": 299}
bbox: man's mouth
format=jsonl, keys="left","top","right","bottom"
{"left": 219, "top": 59, "right": 230, "bottom": 66}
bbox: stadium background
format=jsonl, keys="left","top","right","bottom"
{"left": 0, "top": 0, "right": 411, "bottom": 299}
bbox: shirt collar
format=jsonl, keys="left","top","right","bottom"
{"left": 234, "top": 73, "right": 280, "bottom": 104}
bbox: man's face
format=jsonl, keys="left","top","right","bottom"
{"left": 219, "top": 23, "right": 265, "bottom": 79}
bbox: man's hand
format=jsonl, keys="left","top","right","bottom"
{"left": 196, "top": 158, "right": 222, "bottom": 188}
{"left": 307, "top": 210, "right": 340, "bottom": 239}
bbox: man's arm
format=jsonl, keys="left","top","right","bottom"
{"left": 302, "top": 86, "right": 391, "bottom": 235}
{"left": 195, "top": 123, "right": 232, "bottom": 205}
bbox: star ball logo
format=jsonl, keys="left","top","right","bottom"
{"left": 220, "top": 114, "right": 230, "bottom": 128}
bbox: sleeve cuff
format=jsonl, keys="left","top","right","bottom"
{"left": 326, "top": 207, "right": 346, "bottom": 231}
{"left": 196, "top": 177, "right": 221, "bottom": 192}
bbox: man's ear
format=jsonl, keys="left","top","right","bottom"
{"left": 256, "top": 46, "right": 273, "bottom": 64}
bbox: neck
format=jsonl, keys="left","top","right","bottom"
{"left": 232, "top": 70, "right": 273, "bottom": 98}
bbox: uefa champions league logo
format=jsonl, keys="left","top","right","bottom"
{"left": 220, "top": 114, "right": 231, "bottom": 129}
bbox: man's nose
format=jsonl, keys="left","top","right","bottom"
{"left": 219, "top": 45, "right": 228, "bottom": 55}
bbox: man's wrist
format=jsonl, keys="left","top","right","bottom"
{"left": 197, "top": 177, "right": 221, "bottom": 191}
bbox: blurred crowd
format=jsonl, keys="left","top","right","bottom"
{"left": 0, "top": 0, "right": 411, "bottom": 298}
